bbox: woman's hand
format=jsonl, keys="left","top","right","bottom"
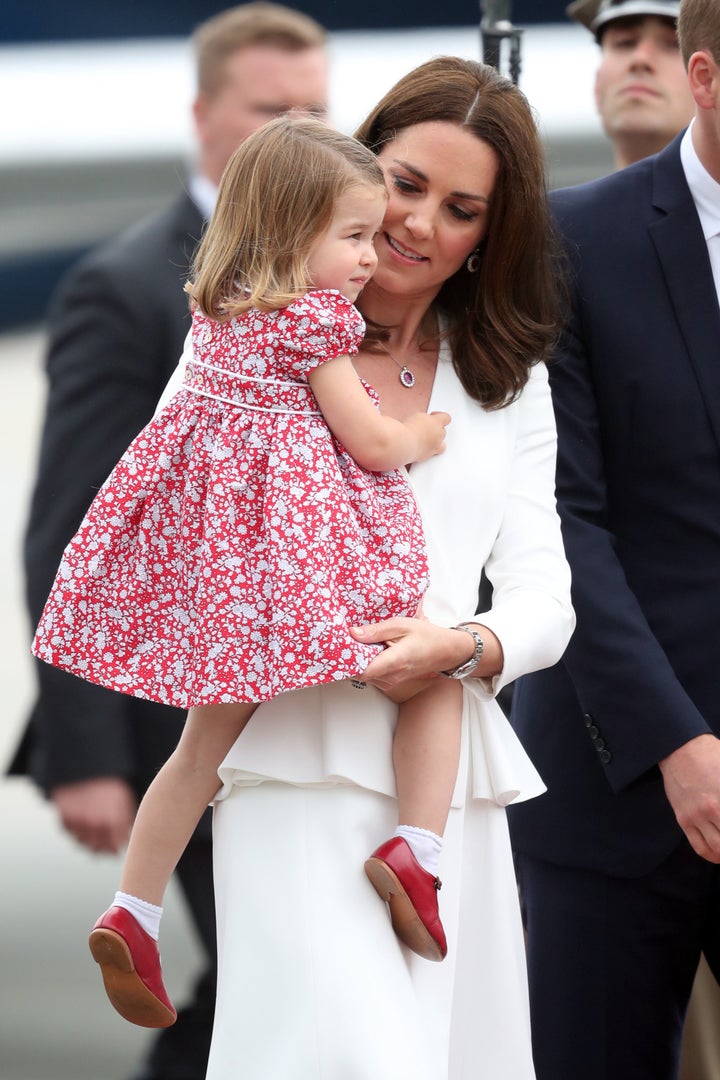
{"left": 350, "top": 617, "right": 503, "bottom": 694}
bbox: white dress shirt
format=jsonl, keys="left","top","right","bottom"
{"left": 681, "top": 121, "right": 720, "bottom": 305}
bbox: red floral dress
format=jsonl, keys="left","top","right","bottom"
{"left": 32, "top": 290, "right": 429, "bottom": 707}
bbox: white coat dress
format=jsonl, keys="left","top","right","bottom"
{"left": 157, "top": 334, "right": 575, "bottom": 1079}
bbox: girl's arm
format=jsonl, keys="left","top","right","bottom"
{"left": 307, "top": 354, "right": 450, "bottom": 471}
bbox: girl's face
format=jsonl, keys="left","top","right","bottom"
{"left": 371, "top": 121, "right": 499, "bottom": 302}
{"left": 307, "top": 183, "right": 387, "bottom": 302}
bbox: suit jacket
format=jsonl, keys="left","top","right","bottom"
{"left": 509, "top": 133, "right": 720, "bottom": 877}
{"left": 9, "top": 191, "right": 208, "bottom": 809}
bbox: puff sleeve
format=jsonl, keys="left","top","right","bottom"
{"left": 278, "top": 290, "right": 365, "bottom": 378}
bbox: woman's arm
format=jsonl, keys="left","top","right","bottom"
{"left": 475, "top": 363, "right": 575, "bottom": 688}
{"left": 308, "top": 354, "right": 450, "bottom": 471}
{"left": 353, "top": 363, "right": 573, "bottom": 701}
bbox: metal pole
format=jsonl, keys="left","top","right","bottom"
{"left": 480, "top": 0, "right": 523, "bottom": 85}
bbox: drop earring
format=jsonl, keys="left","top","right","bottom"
{"left": 466, "top": 250, "right": 480, "bottom": 274}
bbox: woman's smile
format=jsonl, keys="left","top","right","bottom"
{"left": 373, "top": 121, "right": 498, "bottom": 300}
{"left": 384, "top": 232, "right": 427, "bottom": 262}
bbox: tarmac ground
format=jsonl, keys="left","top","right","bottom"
{"left": 0, "top": 329, "right": 204, "bottom": 1080}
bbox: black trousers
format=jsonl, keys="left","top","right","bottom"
{"left": 515, "top": 841, "right": 720, "bottom": 1080}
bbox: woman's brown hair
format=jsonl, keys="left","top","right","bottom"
{"left": 355, "top": 56, "right": 562, "bottom": 408}
{"left": 188, "top": 116, "right": 385, "bottom": 319}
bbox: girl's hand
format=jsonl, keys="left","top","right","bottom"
{"left": 404, "top": 411, "right": 451, "bottom": 463}
{"left": 350, "top": 617, "right": 503, "bottom": 693}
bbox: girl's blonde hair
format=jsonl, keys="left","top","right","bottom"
{"left": 188, "top": 116, "right": 386, "bottom": 319}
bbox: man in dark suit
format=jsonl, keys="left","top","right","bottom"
{"left": 508, "top": 0, "right": 720, "bottom": 1076}
{"left": 565, "top": 7, "right": 720, "bottom": 1076}
{"left": 9, "top": 5, "right": 327, "bottom": 1079}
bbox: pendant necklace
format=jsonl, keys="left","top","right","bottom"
{"left": 377, "top": 341, "right": 416, "bottom": 388}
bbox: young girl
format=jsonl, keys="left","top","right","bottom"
{"left": 32, "top": 116, "right": 465, "bottom": 1029}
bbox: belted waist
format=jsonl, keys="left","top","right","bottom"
{"left": 183, "top": 359, "right": 322, "bottom": 416}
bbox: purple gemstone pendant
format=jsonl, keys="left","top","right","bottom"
{"left": 399, "top": 367, "right": 416, "bottom": 388}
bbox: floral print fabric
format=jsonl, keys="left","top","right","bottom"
{"left": 32, "top": 290, "right": 429, "bottom": 707}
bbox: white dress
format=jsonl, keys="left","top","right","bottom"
{"left": 159, "top": 337, "right": 575, "bottom": 1079}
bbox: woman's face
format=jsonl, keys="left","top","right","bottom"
{"left": 371, "top": 121, "right": 499, "bottom": 301}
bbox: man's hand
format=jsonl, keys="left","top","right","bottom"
{"left": 50, "top": 777, "right": 137, "bottom": 854}
{"left": 659, "top": 734, "right": 720, "bottom": 863}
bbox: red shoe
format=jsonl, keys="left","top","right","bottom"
{"left": 364, "top": 836, "right": 447, "bottom": 961}
{"left": 88, "top": 906, "right": 176, "bottom": 1028}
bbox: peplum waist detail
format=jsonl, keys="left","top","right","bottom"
{"left": 183, "top": 359, "right": 322, "bottom": 416}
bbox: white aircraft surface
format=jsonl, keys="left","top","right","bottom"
{"left": 0, "top": 24, "right": 607, "bottom": 266}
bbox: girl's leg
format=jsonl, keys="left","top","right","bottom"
{"left": 120, "top": 701, "right": 256, "bottom": 904}
{"left": 365, "top": 679, "right": 462, "bottom": 962}
{"left": 393, "top": 678, "right": 462, "bottom": 837}
{"left": 90, "top": 702, "right": 255, "bottom": 1027}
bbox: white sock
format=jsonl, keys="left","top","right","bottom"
{"left": 394, "top": 825, "right": 443, "bottom": 877}
{"left": 113, "top": 890, "right": 163, "bottom": 941}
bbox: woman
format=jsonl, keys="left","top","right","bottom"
{"left": 161, "top": 56, "right": 573, "bottom": 1079}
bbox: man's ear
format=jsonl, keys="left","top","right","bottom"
{"left": 593, "top": 66, "right": 603, "bottom": 114}
{"left": 193, "top": 93, "right": 210, "bottom": 145}
{"left": 688, "top": 50, "right": 720, "bottom": 110}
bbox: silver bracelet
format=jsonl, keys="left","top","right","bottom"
{"left": 442, "top": 623, "right": 484, "bottom": 680}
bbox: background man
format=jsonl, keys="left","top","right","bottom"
{"left": 509, "top": 0, "right": 720, "bottom": 1076}
{"left": 8, "top": 6, "right": 327, "bottom": 1079}
{"left": 569, "top": 0, "right": 694, "bottom": 169}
